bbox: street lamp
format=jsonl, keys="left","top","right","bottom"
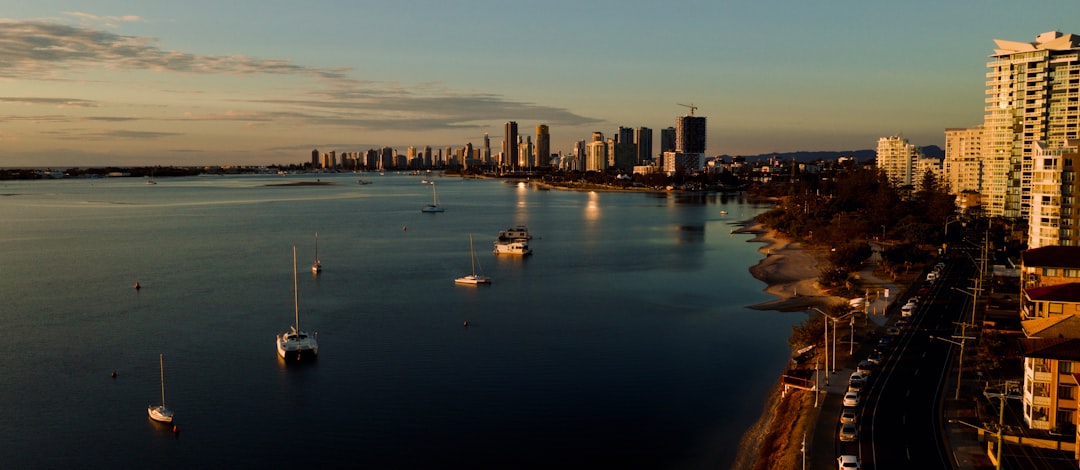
{"left": 930, "top": 322, "right": 975, "bottom": 400}
{"left": 811, "top": 307, "right": 856, "bottom": 378}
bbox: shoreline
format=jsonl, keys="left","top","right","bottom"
{"left": 730, "top": 222, "right": 845, "bottom": 470}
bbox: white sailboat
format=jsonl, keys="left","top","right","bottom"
{"left": 147, "top": 353, "right": 174, "bottom": 423}
{"left": 421, "top": 181, "right": 445, "bottom": 213}
{"left": 311, "top": 232, "right": 322, "bottom": 274}
{"left": 277, "top": 245, "right": 319, "bottom": 362}
{"left": 455, "top": 234, "right": 491, "bottom": 285}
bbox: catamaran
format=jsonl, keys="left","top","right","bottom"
{"left": 455, "top": 234, "right": 491, "bottom": 285}
{"left": 421, "top": 182, "right": 445, "bottom": 213}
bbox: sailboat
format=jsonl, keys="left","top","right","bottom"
{"left": 147, "top": 353, "right": 174, "bottom": 423}
{"left": 455, "top": 234, "right": 491, "bottom": 285}
{"left": 311, "top": 232, "right": 322, "bottom": 274}
{"left": 277, "top": 245, "right": 319, "bottom": 362}
{"left": 421, "top": 181, "right": 445, "bottom": 213}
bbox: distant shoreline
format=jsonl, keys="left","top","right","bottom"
{"left": 263, "top": 181, "right": 336, "bottom": 187}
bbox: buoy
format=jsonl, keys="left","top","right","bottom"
{"left": 134, "top": 282, "right": 141, "bottom": 290}
{"left": 463, "top": 320, "right": 469, "bottom": 327}
{"left": 402, "top": 225, "right": 407, "bottom": 231}
{"left": 172, "top": 425, "right": 179, "bottom": 434}
{"left": 111, "top": 370, "right": 117, "bottom": 378}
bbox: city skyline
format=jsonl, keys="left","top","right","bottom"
{"left": 3, "top": 2, "right": 1080, "bottom": 167}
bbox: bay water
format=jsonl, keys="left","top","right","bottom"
{"left": 0, "top": 173, "right": 802, "bottom": 468}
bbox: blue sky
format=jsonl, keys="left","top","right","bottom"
{"left": 3, "top": 1, "right": 1080, "bottom": 166}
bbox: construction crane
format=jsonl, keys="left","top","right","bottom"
{"left": 677, "top": 103, "right": 697, "bottom": 116}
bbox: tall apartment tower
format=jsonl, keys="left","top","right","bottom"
{"left": 982, "top": 31, "right": 1080, "bottom": 218}
{"left": 311, "top": 149, "right": 320, "bottom": 168}
{"left": 483, "top": 133, "right": 491, "bottom": 164}
{"left": 944, "top": 127, "right": 984, "bottom": 196}
{"left": 536, "top": 125, "right": 550, "bottom": 168}
{"left": 876, "top": 135, "right": 921, "bottom": 187}
{"left": 1028, "top": 140, "right": 1080, "bottom": 248}
{"left": 585, "top": 132, "right": 607, "bottom": 172}
{"left": 504, "top": 121, "right": 519, "bottom": 170}
{"left": 676, "top": 116, "right": 706, "bottom": 154}
{"left": 660, "top": 127, "right": 676, "bottom": 153}
{"left": 635, "top": 127, "right": 653, "bottom": 164}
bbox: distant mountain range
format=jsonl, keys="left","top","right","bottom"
{"left": 725, "top": 145, "right": 943, "bottom": 162}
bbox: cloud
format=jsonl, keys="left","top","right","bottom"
{"left": 0, "top": 97, "right": 98, "bottom": 107}
{"left": 63, "top": 11, "right": 145, "bottom": 29}
{"left": 0, "top": 18, "right": 601, "bottom": 143}
{"left": 0, "top": 19, "right": 346, "bottom": 79}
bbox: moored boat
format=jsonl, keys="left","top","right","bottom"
{"left": 493, "top": 225, "right": 532, "bottom": 255}
{"left": 278, "top": 245, "right": 319, "bottom": 362}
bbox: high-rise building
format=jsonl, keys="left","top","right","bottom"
{"left": 536, "top": 125, "right": 550, "bottom": 168}
{"left": 311, "top": 149, "right": 320, "bottom": 168}
{"left": 944, "top": 127, "right": 984, "bottom": 196}
{"left": 504, "top": 121, "right": 519, "bottom": 170}
{"left": 876, "top": 135, "right": 921, "bottom": 188}
{"left": 676, "top": 116, "right": 706, "bottom": 154}
{"left": 983, "top": 31, "right": 1080, "bottom": 218}
{"left": 585, "top": 132, "right": 607, "bottom": 172}
{"left": 660, "top": 127, "right": 676, "bottom": 153}
{"left": 483, "top": 133, "right": 491, "bottom": 164}
{"left": 618, "top": 126, "right": 634, "bottom": 145}
{"left": 635, "top": 127, "right": 653, "bottom": 164}
{"left": 1029, "top": 140, "right": 1080, "bottom": 248}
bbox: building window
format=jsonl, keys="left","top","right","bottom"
{"left": 1059, "top": 384, "right": 1076, "bottom": 400}
{"left": 1032, "top": 405, "right": 1050, "bottom": 422}
{"left": 1034, "top": 358, "right": 1052, "bottom": 373}
{"left": 1049, "top": 303, "right": 1064, "bottom": 314}
{"left": 1034, "top": 381, "right": 1051, "bottom": 398}
{"left": 1062, "top": 361, "right": 1073, "bottom": 374}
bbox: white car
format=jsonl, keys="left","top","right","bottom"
{"left": 901, "top": 303, "right": 914, "bottom": 317}
{"left": 843, "top": 391, "right": 859, "bottom": 407}
{"left": 837, "top": 454, "right": 861, "bottom": 469}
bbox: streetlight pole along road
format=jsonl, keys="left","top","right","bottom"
{"left": 856, "top": 254, "right": 975, "bottom": 469}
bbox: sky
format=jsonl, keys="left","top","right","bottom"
{"left": 4, "top": 1, "right": 1080, "bottom": 167}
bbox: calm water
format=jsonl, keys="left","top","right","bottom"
{"left": 0, "top": 173, "right": 802, "bottom": 469}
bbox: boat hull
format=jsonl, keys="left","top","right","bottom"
{"left": 493, "top": 241, "right": 531, "bottom": 255}
{"left": 148, "top": 405, "right": 174, "bottom": 423}
{"left": 277, "top": 332, "right": 319, "bottom": 362}
{"left": 455, "top": 275, "right": 491, "bottom": 285}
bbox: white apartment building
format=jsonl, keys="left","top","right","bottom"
{"left": 1029, "top": 140, "right": 1080, "bottom": 248}
{"left": 982, "top": 31, "right": 1080, "bottom": 219}
{"left": 876, "top": 135, "right": 921, "bottom": 188}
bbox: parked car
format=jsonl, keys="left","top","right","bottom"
{"left": 840, "top": 408, "right": 858, "bottom": 424}
{"left": 886, "top": 326, "right": 901, "bottom": 335}
{"left": 850, "top": 371, "right": 867, "bottom": 383}
{"left": 839, "top": 422, "right": 858, "bottom": 442}
{"left": 843, "top": 391, "right": 859, "bottom": 407}
{"left": 901, "top": 303, "right": 914, "bottom": 317}
{"left": 927, "top": 271, "right": 938, "bottom": 282}
{"left": 867, "top": 351, "right": 884, "bottom": 365}
{"left": 856, "top": 360, "right": 873, "bottom": 376}
{"left": 896, "top": 319, "right": 909, "bottom": 329}
{"left": 917, "top": 287, "right": 930, "bottom": 296}
{"left": 837, "top": 454, "right": 861, "bottom": 469}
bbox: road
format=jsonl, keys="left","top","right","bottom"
{"left": 845, "top": 255, "right": 975, "bottom": 469}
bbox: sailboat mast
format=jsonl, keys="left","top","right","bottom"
{"left": 292, "top": 245, "right": 300, "bottom": 331}
{"left": 159, "top": 353, "right": 166, "bottom": 407}
{"left": 314, "top": 232, "right": 318, "bottom": 262}
{"left": 469, "top": 234, "right": 476, "bottom": 275}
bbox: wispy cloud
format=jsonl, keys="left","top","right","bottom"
{"left": 0, "top": 19, "right": 346, "bottom": 79}
{"left": 63, "top": 11, "right": 145, "bottom": 29}
{"left": 0, "top": 97, "right": 98, "bottom": 107}
{"left": 0, "top": 17, "right": 600, "bottom": 141}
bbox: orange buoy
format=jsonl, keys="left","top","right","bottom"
{"left": 134, "top": 282, "right": 141, "bottom": 290}
{"left": 111, "top": 370, "right": 117, "bottom": 378}
{"left": 172, "top": 425, "right": 179, "bottom": 434}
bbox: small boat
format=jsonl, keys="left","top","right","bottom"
{"left": 456, "top": 234, "right": 491, "bottom": 285}
{"left": 493, "top": 225, "right": 532, "bottom": 255}
{"left": 147, "top": 353, "right": 174, "bottom": 423}
{"left": 311, "top": 232, "right": 322, "bottom": 275}
{"left": 719, "top": 210, "right": 728, "bottom": 215}
{"left": 278, "top": 245, "right": 319, "bottom": 362}
{"left": 421, "top": 182, "right": 445, "bottom": 213}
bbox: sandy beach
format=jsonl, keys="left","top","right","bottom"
{"left": 729, "top": 222, "right": 845, "bottom": 470}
